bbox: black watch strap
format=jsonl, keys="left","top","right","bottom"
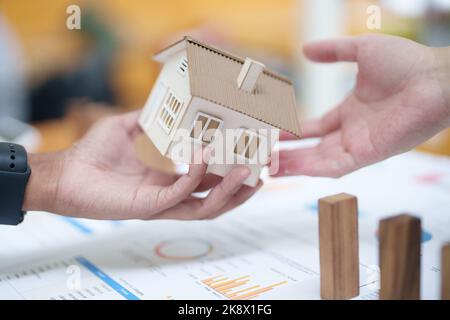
{"left": 0, "top": 143, "right": 31, "bottom": 225}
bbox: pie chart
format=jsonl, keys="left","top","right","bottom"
{"left": 154, "top": 238, "right": 214, "bottom": 260}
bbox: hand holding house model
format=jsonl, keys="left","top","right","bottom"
{"left": 139, "top": 37, "right": 301, "bottom": 187}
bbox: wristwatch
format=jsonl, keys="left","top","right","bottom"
{"left": 0, "top": 143, "right": 31, "bottom": 225}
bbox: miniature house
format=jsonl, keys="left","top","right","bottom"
{"left": 139, "top": 37, "right": 301, "bottom": 187}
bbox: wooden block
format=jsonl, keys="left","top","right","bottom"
{"left": 319, "top": 193, "right": 359, "bottom": 300}
{"left": 379, "top": 214, "right": 421, "bottom": 300}
{"left": 442, "top": 243, "right": 450, "bottom": 300}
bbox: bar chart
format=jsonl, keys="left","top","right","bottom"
{"left": 201, "top": 275, "right": 288, "bottom": 300}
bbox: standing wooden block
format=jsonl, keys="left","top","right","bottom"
{"left": 442, "top": 243, "right": 450, "bottom": 300}
{"left": 379, "top": 214, "right": 421, "bottom": 300}
{"left": 319, "top": 193, "right": 359, "bottom": 300}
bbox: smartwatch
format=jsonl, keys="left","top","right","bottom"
{"left": 0, "top": 143, "right": 31, "bottom": 225}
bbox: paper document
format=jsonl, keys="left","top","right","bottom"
{"left": 0, "top": 151, "right": 449, "bottom": 300}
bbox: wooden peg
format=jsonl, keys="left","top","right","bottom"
{"left": 319, "top": 193, "right": 359, "bottom": 300}
{"left": 379, "top": 214, "right": 421, "bottom": 300}
{"left": 442, "top": 243, "right": 450, "bottom": 300}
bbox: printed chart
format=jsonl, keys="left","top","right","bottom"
{"left": 201, "top": 275, "right": 288, "bottom": 300}
{"left": 0, "top": 151, "right": 449, "bottom": 300}
{"left": 154, "top": 238, "right": 214, "bottom": 260}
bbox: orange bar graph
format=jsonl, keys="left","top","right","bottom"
{"left": 226, "top": 285, "right": 260, "bottom": 299}
{"left": 201, "top": 275, "right": 287, "bottom": 300}
{"left": 211, "top": 276, "right": 249, "bottom": 289}
{"left": 202, "top": 275, "right": 227, "bottom": 285}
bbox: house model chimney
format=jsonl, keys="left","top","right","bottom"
{"left": 237, "top": 58, "right": 265, "bottom": 93}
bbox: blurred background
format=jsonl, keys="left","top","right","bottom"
{"left": 0, "top": 0, "right": 449, "bottom": 162}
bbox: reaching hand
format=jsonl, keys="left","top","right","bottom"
{"left": 274, "top": 34, "right": 450, "bottom": 178}
{"left": 24, "top": 111, "right": 262, "bottom": 220}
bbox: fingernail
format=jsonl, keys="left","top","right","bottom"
{"left": 251, "top": 180, "right": 263, "bottom": 190}
{"left": 203, "top": 147, "right": 212, "bottom": 163}
{"left": 239, "top": 167, "right": 251, "bottom": 179}
{"left": 269, "top": 166, "right": 284, "bottom": 176}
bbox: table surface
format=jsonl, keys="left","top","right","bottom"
{"left": 0, "top": 150, "right": 448, "bottom": 300}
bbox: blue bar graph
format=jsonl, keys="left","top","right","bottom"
{"left": 61, "top": 217, "right": 93, "bottom": 235}
{"left": 109, "top": 220, "right": 124, "bottom": 227}
{"left": 75, "top": 256, "right": 140, "bottom": 300}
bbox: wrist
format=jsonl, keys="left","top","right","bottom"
{"left": 23, "top": 152, "right": 66, "bottom": 213}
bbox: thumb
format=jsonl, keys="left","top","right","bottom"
{"left": 118, "top": 110, "right": 143, "bottom": 138}
{"left": 303, "top": 37, "right": 358, "bottom": 63}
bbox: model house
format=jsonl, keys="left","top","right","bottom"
{"left": 139, "top": 37, "right": 301, "bottom": 187}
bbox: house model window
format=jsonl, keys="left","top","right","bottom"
{"left": 234, "top": 129, "right": 261, "bottom": 159}
{"left": 190, "top": 112, "right": 222, "bottom": 144}
{"left": 158, "top": 91, "right": 183, "bottom": 134}
{"left": 177, "top": 57, "right": 188, "bottom": 76}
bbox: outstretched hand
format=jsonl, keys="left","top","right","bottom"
{"left": 24, "top": 111, "right": 262, "bottom": 220}
{"left": 273, "top": 34, "right": 450, "bottom": 178}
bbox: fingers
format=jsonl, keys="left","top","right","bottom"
{"left": 95, "top": 110, "right": 143, "bottom": 139}
{"left": 161, "top": 172, "right": 221, "bottom": 194}
{"left": 281, "top": 106, "right": 341, "bottom": 141}
{"left": 196, "top": 167, "right": 250, "bottom": 215}
{"left": 279, "top": 131, "right": 299, "bottom": 141}
{"left": 272, "top": 147, "right": 357, "bottom": 178}
{"left": 272, "top": 131, "right": 358, "bottom": 178}
{"left": 152, "top": 166, "right": 253, "bottom": 220}
{"left": 205, "top": 180, "right": 264, "bottom": 220}
{"left": 280, "top": 120, "right": 329, "bottom": 140}
{"left": 149, "top": 149, "right": 210, "bottom": 212}
{"left": 194, "top": 173, "right": 222, "bottom": 193}
{"left": 304, "top": 37, "right": 358, "bottom": 63}
{"left": 304, "top": 107, "right": 342, "bottom": 138}
{"left": 119, "top": 110, "right": 143, "bottom": 139}
{"left": 120, "top": 110, "right": 142, "bottom": 128}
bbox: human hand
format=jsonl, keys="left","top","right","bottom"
{"left": 24, "top": 111, "right": 262, "bottom": 220}
{"left": 274, "top": 34, "right": 450, "bottom": 178}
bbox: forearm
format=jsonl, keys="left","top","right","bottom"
{"left": 431, "top": 46, "right": 450, "bottom": 127}
{"left": 23, "top": 152, "right": 65, "bottom": 212}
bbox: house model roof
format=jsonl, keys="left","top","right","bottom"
{"left": 154, "top": 37, "right": 301, "bottom": 137}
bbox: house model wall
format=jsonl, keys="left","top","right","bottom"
{"left": 139, "top": 37, "right": 301, "bottom": 187}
